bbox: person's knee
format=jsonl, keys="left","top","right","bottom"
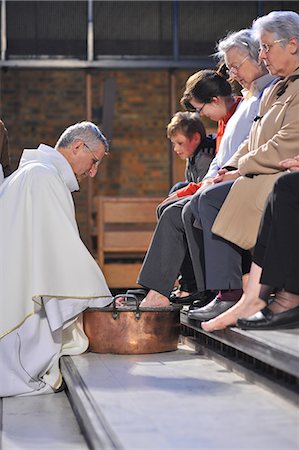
{"left": 275, "top": 171, "right": 299, "bottom": 193}
{"left": 161, "top": 204, "right": 184, "bottom": 231}
{"left": 182, "top": 201, "right": 194, "bottom": 226}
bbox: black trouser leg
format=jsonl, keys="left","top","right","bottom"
{"left": 181, "top": 201, "right": 206, "bottom": 292}
{"left": 138, "top": 201, "right": 191, "bottom": 297}
{"left": 256, "top": 172, "right": 299, "bottom": 293}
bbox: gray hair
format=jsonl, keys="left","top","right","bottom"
{"left": 252, "top": 11, "right": 299, "bottom": 54}
{"left": 55, "top": 121, "right": 109, "bottom": 153}
{"left": 216, "top": 28, "right": 260, "bottom": 62}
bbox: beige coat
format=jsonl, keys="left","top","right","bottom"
{"left": 212, "top": 68, "right": 299, "bottom": 250}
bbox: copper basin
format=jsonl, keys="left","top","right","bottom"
{"left": 83, "top": 304, "right": 182, "bottom": 354}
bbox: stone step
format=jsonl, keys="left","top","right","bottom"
{"left": 0, "top": 391, "right": 88, "bottom": 449}
{"left": 181, "top": 309, "right": 299, "bottom": 379}
{"left": 61, "top": 345, "right": 299, "bottom": 450}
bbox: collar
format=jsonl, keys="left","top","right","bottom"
{"left": 19, "top": 144, "right": 79, "bottom": 192}
{"left": 244, "top": 73, "right": 277, "bottom": 98}
{"left": 276, "top": 66, "right": 299, "bottom": 97}
{"left": 223, "top": 96, "right": 242, "bottom": 125}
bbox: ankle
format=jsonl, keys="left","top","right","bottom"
{"left": 218, "top": 289, "right": 243, "bottom": 302}
{"left": 269, "top": 290, "right": 299, "bottom": 314}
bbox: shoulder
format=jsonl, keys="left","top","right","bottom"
{"left": 21, "top": 161, "right": 61, "bottom": 188}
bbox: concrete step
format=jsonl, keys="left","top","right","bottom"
{"left": 0, "top": 391, "right": 88, "bottom": 449}
{"left": 61, "top": 346, "right": 299, "bottom": 450}
{"left": 181, "top": 309, "right": 299, "bottom": 379}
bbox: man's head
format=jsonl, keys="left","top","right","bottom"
{"left": 55, "top": 121, "right": 109, "bottom": 182}
{"left": 167, "top": 111, "right": 206, "bottom": 160}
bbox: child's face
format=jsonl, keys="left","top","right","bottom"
{"left": 170, "top": 132, "right": 201, "bottom": 160}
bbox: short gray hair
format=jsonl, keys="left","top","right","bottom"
{"left": 55, "top": 121, "right": 109, "bottom": 153}
{"left": 216, "top": 28, "right": 260, "bottom": 62}
{"left": 252, "top": 11, "right": 299, "bottom": 54}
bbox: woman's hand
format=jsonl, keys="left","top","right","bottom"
{"left": 280, "top": 156, "right": 299, "bottom": 171}
{"left": 160, "top": 191, "right": 179, "bottom": 206}
{"left": 213, "top": 169, "right": 240, "bottom": 184}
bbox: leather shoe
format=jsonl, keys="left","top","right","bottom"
{"left": 237, "top": 306, "right": 299, "bottom": 330}
{"left": 188, "top": 297, "right": 237, "bottom": 321}
{"left": 188, "top": 291, "right": 216, "bottom": 309}
{"left": 170, "top": 290, "right": 214, "bottom": 306}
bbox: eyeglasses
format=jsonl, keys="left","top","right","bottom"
{"left": 195, "top": 103, "right": 206, "bottom": 114}
{"left": 83, "top": 142, "right": 101, "bottom": 169}
{"left": 259, "top": 39, "right": 286, "bottom": 54}
{"left": 227, "top": 55, "right": 249, "bottom": 75}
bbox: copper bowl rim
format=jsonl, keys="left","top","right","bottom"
{"left": 85, "top": 305, "right": 183, "bottom": 313}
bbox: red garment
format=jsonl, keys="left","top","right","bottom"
{"left": 176, "top": 97, "right": 242, "bottom": 198}
{"left": 216, "top": 96, "right": 242, "bottom": 153}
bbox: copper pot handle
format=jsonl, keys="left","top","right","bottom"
{"left": 112, "top": 294, "right": 141, "bottom": 321}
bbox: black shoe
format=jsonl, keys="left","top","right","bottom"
{"left": 237, "top": 306, "right": 299, "bottom": 330}
{"left": 188, "top": 291, "right": 216, "bottom": 310}
{"left": 188, "top": 297, "right": 237, "bottom": 321}
{"left": 170, "top": 290, "right": 213, "bottom": 306}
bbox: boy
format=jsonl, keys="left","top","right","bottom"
{"left": 167, "top": 111, "right": 216, "bottom": 195}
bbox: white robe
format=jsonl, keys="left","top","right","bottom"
{"left": 0, "top": 144, "right": 112, "bottom": 397}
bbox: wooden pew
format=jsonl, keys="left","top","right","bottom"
{"left": 96, "top": 196, "right": 163, "bottom": 289}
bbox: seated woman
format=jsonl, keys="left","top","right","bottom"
{"left": 139, "top": 28, "right": 274, "bottom": 308}
{"left": 189, "top": 10, "right": 299, "bottom": 322}
{"left": 202, "top": 159, "right": 299, "bottom": 331}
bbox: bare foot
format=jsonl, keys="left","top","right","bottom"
{"left": 202, "top": 261, "right": 266, "bottom": 332}
{"left": 201, "top": 294, "right": 266, "bottom": 332}
{"left": 140, "top": 290, "right": 170, "bottom": 307}
{"left": 171, "top": 289, "right": 191, "bottom": 298}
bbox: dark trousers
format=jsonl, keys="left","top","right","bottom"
{"left": 254, "top": 171, "right": 299, "bottom": 293}
{"left": 138, "top": 197, "right": 205, "bottom": 297}
{"left": 190, "top": 181, "right": 243, "bottom": 291}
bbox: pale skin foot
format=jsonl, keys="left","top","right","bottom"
{"left": 201, "top": 262, "right": 265, "bottom": 332}
{"left": 171, "top": 289, "right": 191, "bottom": 298}
{"left": 140, "top": 289, "right": 171, "bottom": 307}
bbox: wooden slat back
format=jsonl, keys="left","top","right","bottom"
{"left": 100, "top": 198, "right": 160, "bottom": 224}
{"left": 96, "top": 196, "right": 163, "bottom": 267}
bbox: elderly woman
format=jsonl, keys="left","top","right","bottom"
{"left": 138, "top": 28, "right": 274, "bottom": 308}
{"left": 189, "top": 10, "right": 299, "bottom": 324}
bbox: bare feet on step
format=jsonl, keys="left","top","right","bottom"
{"left": 201, "top": 262, "right": 265, "bottom": 332}
{"left": 201, "top": 294, "right": 266, "bottom": 332}
{"left": 140, "top": 290, "right": 171, "bottom": 307}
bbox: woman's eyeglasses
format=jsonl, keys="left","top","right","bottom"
{"left": 259, "top": 39, "right": 286, "bottom": 54}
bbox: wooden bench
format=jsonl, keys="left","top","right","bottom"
{"left": 96, "top": 196, "right": 163, "bottom": 289}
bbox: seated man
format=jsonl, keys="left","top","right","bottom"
{"left": 166, "top": 111, "right": 216, "bottom": 196}
{"left": 0, "top": 121, "right": 112, "bottom": 397}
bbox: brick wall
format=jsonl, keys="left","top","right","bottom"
{"left": 0, "top": 68, "right": 216, "bottom": 246}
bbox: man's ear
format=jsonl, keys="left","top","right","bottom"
{"left": 72, "top": 139, "right": 82, "bottom": 155}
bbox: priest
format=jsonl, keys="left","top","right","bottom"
{"left": 0, "top": 121, "right": 112, "bottom": 397}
